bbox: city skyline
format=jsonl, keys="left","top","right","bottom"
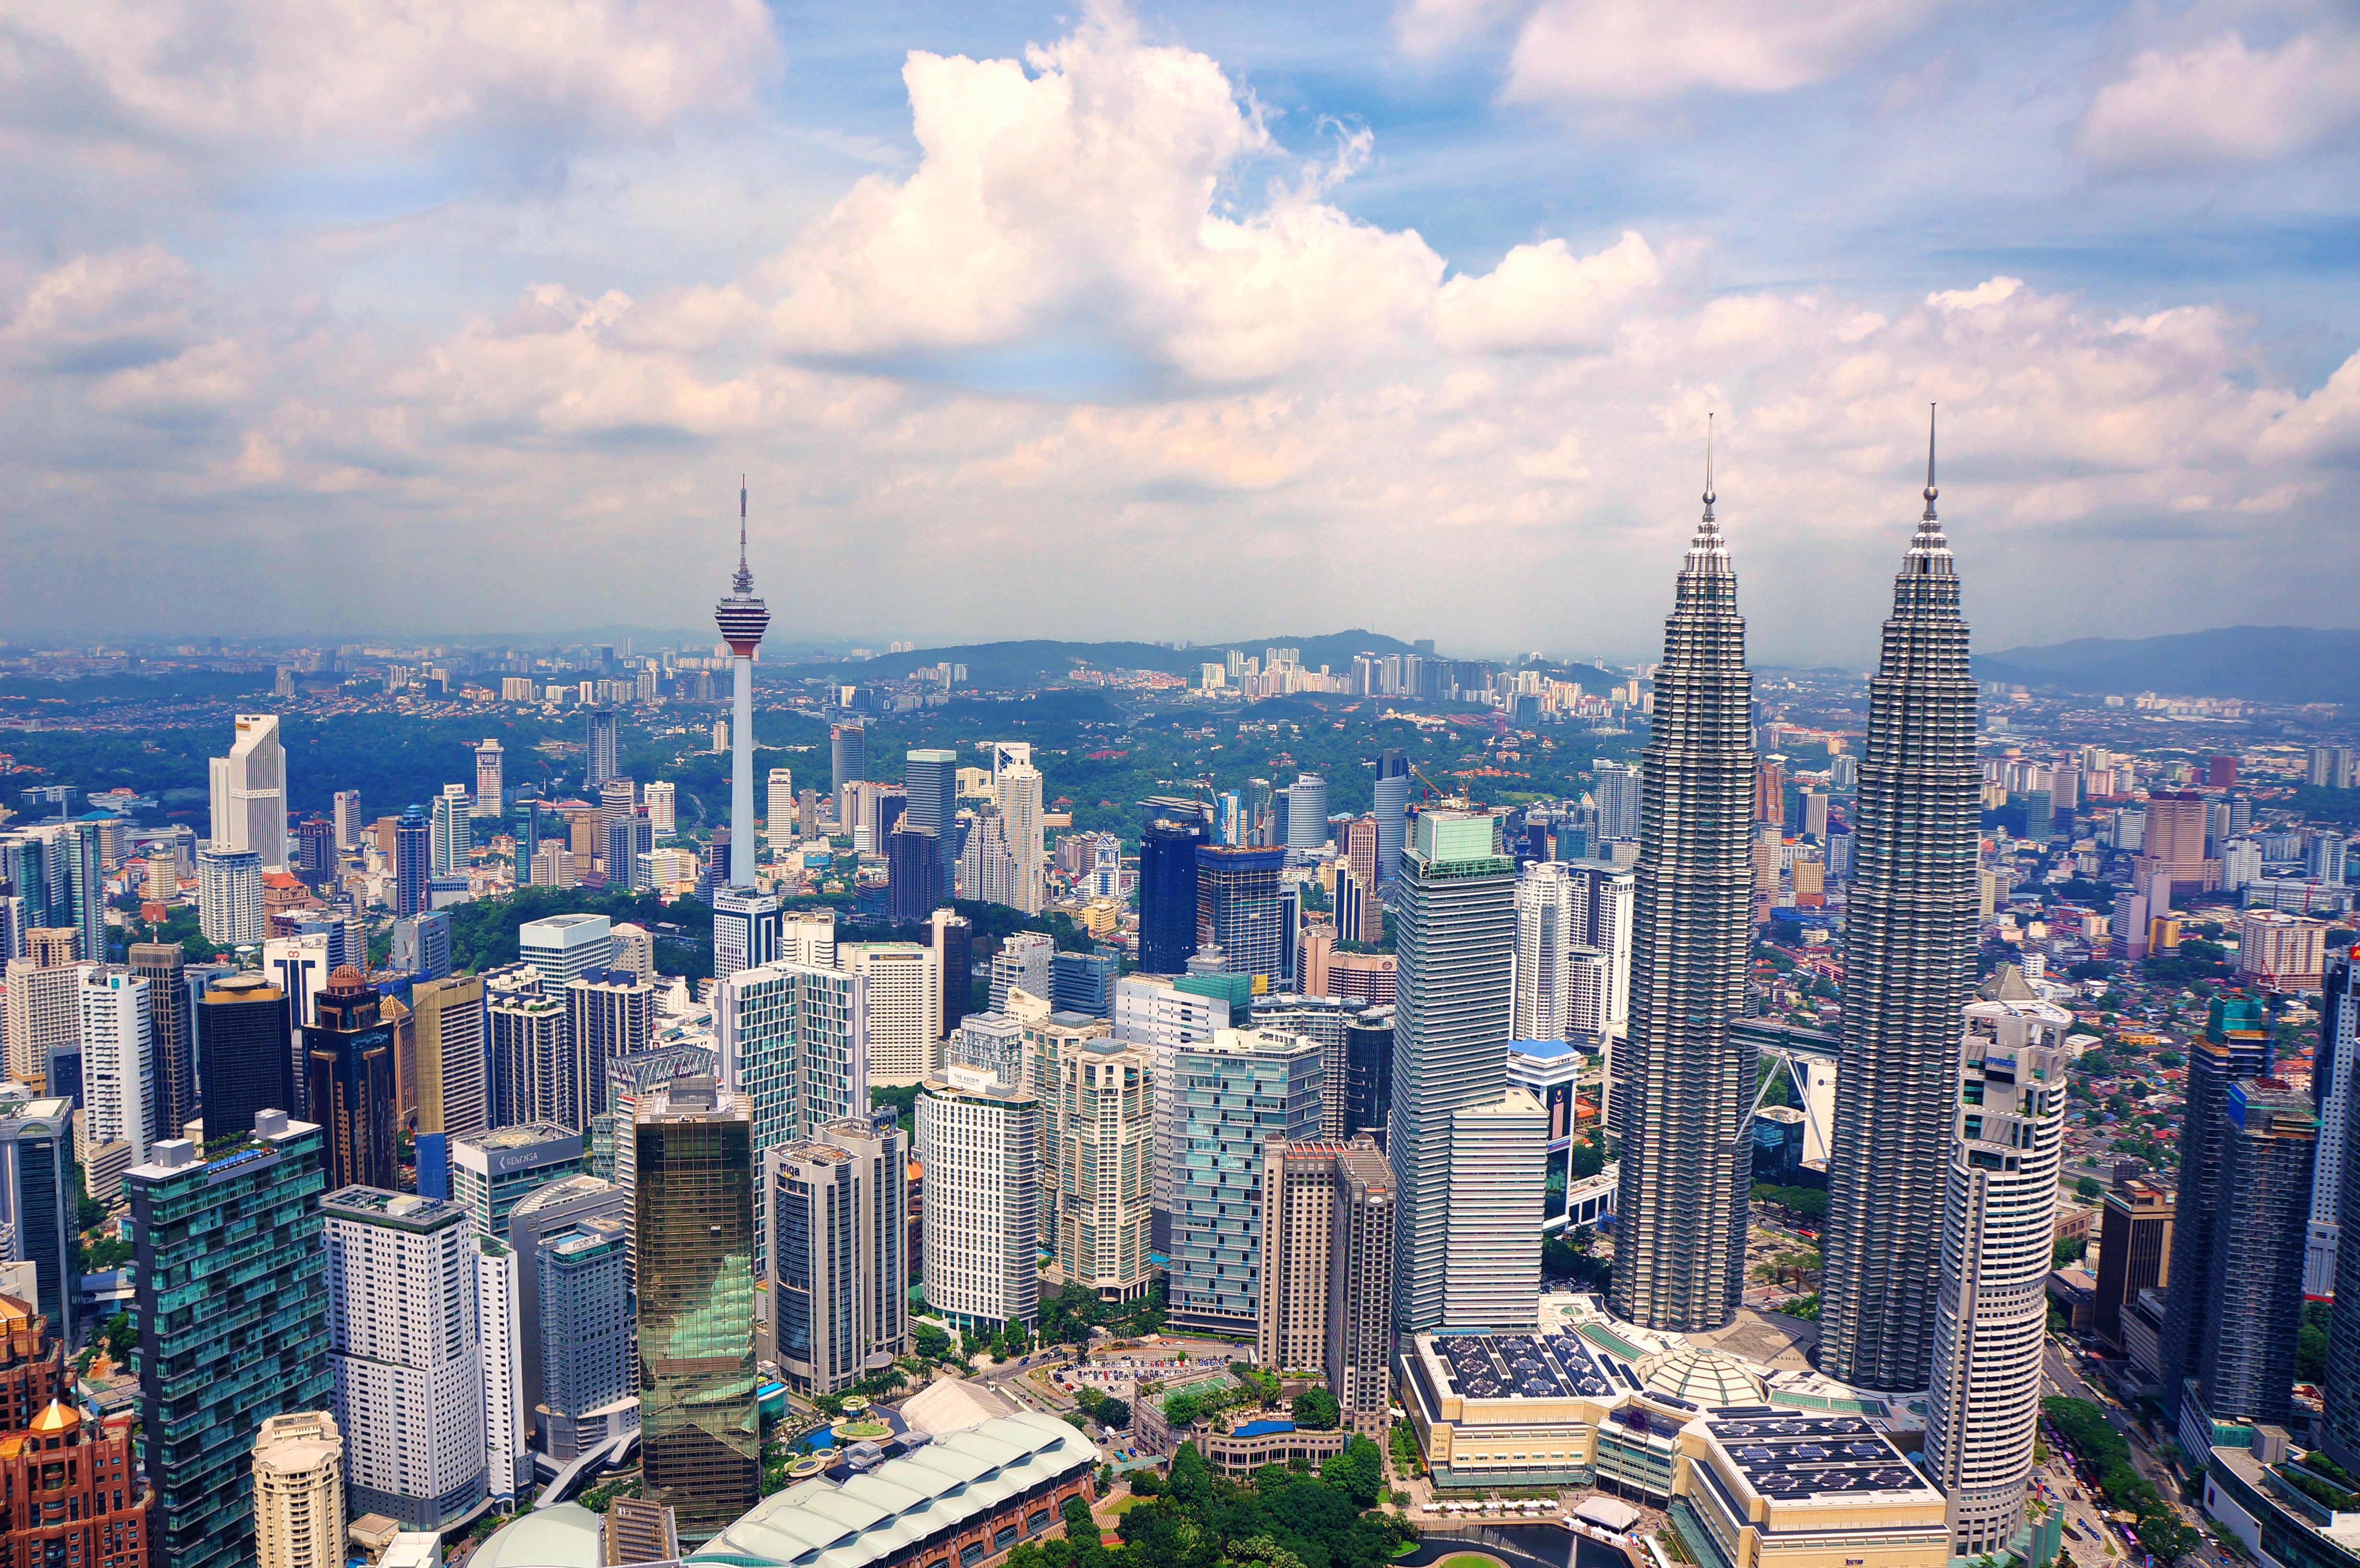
{"left": 5, "top": 3, "right": 2358, "bottom": 658}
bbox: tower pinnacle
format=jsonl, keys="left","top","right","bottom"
{"left": 1702, "top": 411, "right": 1717, "bottom": 524}
{"left": 1922, "top": 404, "right": 1939, "bottom": 523}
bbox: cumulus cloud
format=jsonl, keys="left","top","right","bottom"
{"left": 0, "top": 0, "right": 779, "bottom": 158}
{"left": 2078, "top": 24, "right": 2360, "bottom": 173}
{"left": 4, "top": 2, "right": 2359, "bottom": 657}
{"left": 765, "top": 7, "right": 1442, "bottom": 382}
{"left": 1399, "top": 0, "right": 1955, "bottom": 102}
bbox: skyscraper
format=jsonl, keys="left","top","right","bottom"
{"left": 210, "top": 712, "right": 289, "bottom": 872}
{"left": 1388, "top": 809, "right": 1515, "bottom": 1335}
{"left": 917, "top": 1066, "right": 1040, "bottom": 1335}
{"left": 128, "top": 1113, "right": 333, "bottom": 1568}
{"left": 929, "top": 907, "right": 972, "bottom": 1041}
{"left": 303, "top": 967, "right": 399, "bottom": 1192}
{"left": 322, "top": 1187, "right": 486, "bottom": 1530}
{"left": 197, "top": 843, "right": 266, "bottom": 945}
{"left": 2182, "top": 1080, "right": 2316, "bottom": 1442}
{"left": 998, "top": 761, "right": 1045, "bottom": 914}
{"left": 1135, "top": 819, "right": 1203, "bottom": 977}
{"left": 633, "top": 1077, "right": 759, "bottom": 1543}
{"left": 1373, "top": 751, "right": 1410, "bottom": 888}
{"left": 584, "top": 709, "right": 618, "bottom": 794}
{"left": 411, "top": 973, "right": 488, "bottom": 1139}
{"left": 1170, "top": 1029, "right": 1325, "bottom": 1334}
{"left": 904, "top": 749, "right": 959, "bottom": 889}
{"left": 333, "top": 790, "right": 363, "bottom": 851}
{"left": 1055, "top": 1039, "right": 1154, "bottom": 1301}
{"left": 1194, "top": 845, "right": 1286, "bottom": 985}
{"left": 474, "top": 739, "right": 504, "bottom": 817}
{"left": 0, "top": 1091, "right": 79, "bottom": 1342}
{"left": 77, "top": 967, "right": 154, "bottom": 1201}
{"left": 886, "top": 823, "right": 943, "bottom": 922}
{"left": 2317, "top": 949, "right": 2360, "bottom": 1297}
{"left": 765, "top": 768, "right": 796, "bottom": 850}
{"left": 841, "top": 942, "right": 939, "bottom": 1087}
{"left": 1254, "top": 1135, "right": 1395, "bottom": 1434}
{"left": 768, "top": 1117, "right": 907, "bottom": 1396}
{"left": 197, "top": 972, "right": 295, "bottom": 1140}
{"left": 831, "top": 721, "right": 866, "bottom": 807}
{"left": 1608, "top": 448, "right": 1758, "bottom": 1335}
{"left": 1820, "top": 417, "right": 1982, "bottom": 1391}
{"left": 506, "top": 1175, "right": 632, "bottom": 1463}
{"left": 1923, "top": 980, "right": 2071, "bottom": 1558}
{"left": 2161, "top": 997, "right": 2274, "bottom": 1409}
{"left": 251, "top": 1411, "right": 343, "bottom": 1568}
{"left": 391, "top": 806, "right": 430, "bottom": 919}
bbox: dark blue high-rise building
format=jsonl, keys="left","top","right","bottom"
{"left": 393, "top": 804, "right": 431, "bottom": 918}
{"left": 1136, "top": 817, "right": 1206, "bottom": 974}
{"left": 904, "top": 750, "right": 959, "bottom": 889}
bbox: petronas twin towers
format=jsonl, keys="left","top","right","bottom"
{"left": 1611, "top": 416, "right": 1979, "bottom": 1393}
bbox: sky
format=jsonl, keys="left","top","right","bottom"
{"left": 2, "top": 0, "right": 2356, "bottom": 665}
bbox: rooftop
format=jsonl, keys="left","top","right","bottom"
{"left": 1701, "top": 1411, "right": 1936, "bottom": 1501}
{"left": 321, "top": 1186, "right": 467, "bottom": 1229}
{"left": 453, "top": 1122, "right": 580, "bottom": 1153}
{"left": 693, "top": 1411, "right": 1094, "bottom": 1567}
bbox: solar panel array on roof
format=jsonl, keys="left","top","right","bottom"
{"left": 1703, "top": 1414, "right": 1931, "bottom": 1500}
{"left": 1431, "top": 1333, "right": 1617, "bottom": 1400}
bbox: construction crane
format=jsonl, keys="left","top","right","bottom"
{"left": 1405, "top": 761, "right": 1474, "bottom": 810}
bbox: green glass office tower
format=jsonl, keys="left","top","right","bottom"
{"left": 1608, "top": 458, "right": 1757, "bottom": 1333}
{"left": 127, "top": 1111, "right": 331, "bottom": 1568}
{"left": 635, "top": 1077, "right": 758, "bottom": 1542}
{"left": 1819, "top": 418, "right": 1982, "bottom": 1391}
{"left": 1387, "top": 810, "right": 1515, "bottom": 1333}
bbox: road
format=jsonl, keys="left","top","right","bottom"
{"left": 2041, "top": 1337, "right": 2209, "bottom": 1553}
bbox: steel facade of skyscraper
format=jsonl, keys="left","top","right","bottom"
{"left": 1386, "top": 810, "right": 1514, "bottom": 1334}
{"left": 1819, "top": 431, "right": 1983, "bottom": 1392}
{"left": 832, "top": 723, "right": 867, "bottom": 805}
{"left": 1608, "top": 470, "right": 1757, "bottom": 1335}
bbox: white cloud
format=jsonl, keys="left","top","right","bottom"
{"left": 1435, "top": 232, "right": 1659, "bottom": 353}
{"left": 764, "top": 6, "right": 1442, "bottom": 382}
{"left": 2078, "top": 25, "right": 2360, "bottom": 173}
{"left": 0, "top": 0, "right": 779, "bottom": 156}
{"left": 1420, "top": 0, "right": 1957, "bottom": 104}
{"left": 4, "top": 2, "right": 2359, "bottom": 658}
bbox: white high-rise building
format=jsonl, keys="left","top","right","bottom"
{"left": 474, "top": 740, "right": 504, "bottom": 818}
{"left": 77, "top": 968, "right": 154, "bottom": 1198}
{"left": 917, "top": 1065, "right": 1041, "bottom": 1332}
{"left": 780, "top": 910, "right": 836, "bottom": 970}
{"left": 997, "top": 763, "right": 1045, "bottom": 915}
{"left": 475, "top": 1235, "right": 530, "bottom": 1505}
{"left": 265, "top": 932, "right": 333, "bottom": 1030}
{"left": 1512, "top": 862, "right": 1582, "bottom": 1042}
{"left": 2309, "top": 954, "right": 2360, "bottom": 1298}
{"left": 643, "top": 780, "right": 676, "bottom": 836}
{"left": 197, "top": 845, "right": 266, "bottom": 946}
{"left": 1055, "top": 1039, "right": 1154, "bottom": 1300}
{"left": 1924, "top": 984, "right": 2071, "bottom": 1559}
{"left": 717, "top": 961, "right": 870, "bottom": 1274}
{"left": 519, "top": 914, "right": 614, "bottom": 986}
{"left": 210, "top": 712, "right": 289, "bottom": 871}
{"left": 322, "top": 1187, "right": 487, "bottom": 1531}
{"left": 840, "top": 942, "right": 941, "bottom": 1086}
{"left": 1440, "top": 1088, "right": 1546, "bottom": 1332}
{"left": 431, "top": 784, "right": 471, "bottom": 875}
{"left": 2, "top": 956, "right": 88, "bottom": 1096}
{"left": 253, "top": 1411, "right": 346, "bottom": 1568}
{"left": 766, "top": 769, "right": 797, "bottom": 850}
{"left": 989, "top": 932, "right": 1055, "bottom": 1013}
{"left": 333, "top": 790, "right": 364, "bottom": 850}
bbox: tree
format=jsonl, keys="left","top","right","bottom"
{"left": 2053, "top": 1235, "right": 2086, "bottom": 1268}
{"left": 1169, "top": 1442, "right": 1216, "bottom": 1507}
{"left": 1320, "top": 1436, "right": 1384, "bottom": 1509}
{"left": 2075, "top": 1176, "right": 2103, "bottom": 1201}
{"left": 1094, "top": 1396, "right": 1130, "bottom": 1429}
{"left": 1061, "top": 1495, "right": 1098, "bottom": 1539}
{"left": 1290, "top": 1390, "right": 1340, "bottom": 1431}
{"left": 913, "top": 1322, "right": 954, "bottom": 1362}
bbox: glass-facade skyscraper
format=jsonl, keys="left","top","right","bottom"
{"left": 1608, "top": 459, "right": 1757, "bottom": 1334}
{"left": 1819, "top": 422, "right": 1983, "bottom": 1391}
{"left": 128, "top": 1111, "right": 332, "bottom": 1568}
{"left": 302, "top": 967, "right": 399, "bottom": 1192}
{"left": 1386, "top": 810, "right": 1515, "bottom": 1334}
{"left": 634, "top": 1077, "right": 758, "bottom": 1543}
{"left": 1135, "top": 816, "right": 1205, "bottom": 974}
{"left": 1193, "top": 845, "right": 1286, "bottom": 985}
{"left": 903, "top": 749, "right": 959, "bottom": 888}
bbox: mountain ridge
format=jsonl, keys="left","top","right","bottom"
{"left": 1974, "top": 625, "right": 2360, "bottom": 704}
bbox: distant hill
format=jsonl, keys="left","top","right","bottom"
{"left": 827, "top": 630, "right": 1429, "bottom": 690}
{"left": 1974, "top": 626, "right": 2360, "bottom": 704}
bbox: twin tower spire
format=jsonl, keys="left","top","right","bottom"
{"left": 1613, "top": 406, "right": 1976, "bottom": 1393}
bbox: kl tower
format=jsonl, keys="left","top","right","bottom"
{"left": 712, "top": 478, "right": 780, "bottom": 979}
